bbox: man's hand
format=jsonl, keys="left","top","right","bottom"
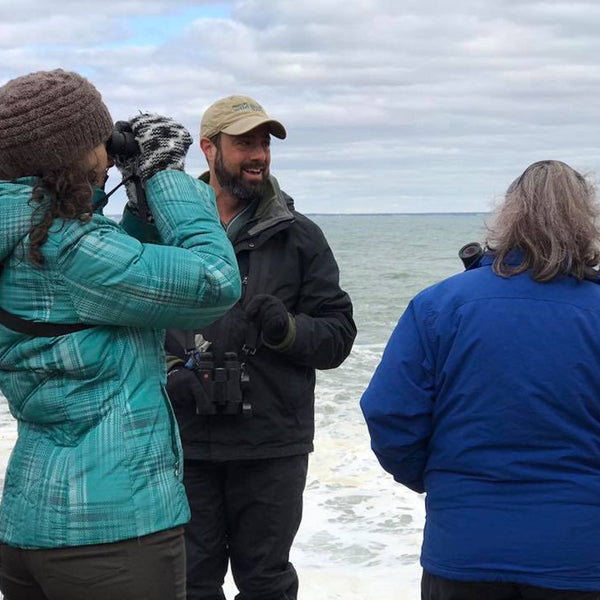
{"left": 245, "top": 294, "right": 295, "bottom": 347}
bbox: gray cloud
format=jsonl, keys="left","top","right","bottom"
{"left": 2, "top": 0, "right": 600, "bottom": 213}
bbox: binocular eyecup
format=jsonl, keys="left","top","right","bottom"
{"left": 458, "top": 242, "right": 483, "bottom": 270}
{"left": 105, "top": 121, "right": 140, "bottom": 159}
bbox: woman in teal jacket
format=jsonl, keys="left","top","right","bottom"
{"left": 0, "top": 70, "right": 240, "bottom": 600}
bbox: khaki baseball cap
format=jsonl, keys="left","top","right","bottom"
{"left": 201, "top": 95, "right": 287, "bottom": 140}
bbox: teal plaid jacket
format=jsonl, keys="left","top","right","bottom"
{"left": 0, "top": 170, "right": 240, "bottom": 548}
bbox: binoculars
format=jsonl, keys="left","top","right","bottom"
{"left": 105, "top": 121, "right": 139, "bottom": 159}
{"left": 458, "top": 242, "right": 483, "bottom": 270}
{"left": 190, "top": 352, "right": 252, "bottom": 417}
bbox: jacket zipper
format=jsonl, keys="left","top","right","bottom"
{"left": 241, "top": 274, "right": 249, "bottom": 302}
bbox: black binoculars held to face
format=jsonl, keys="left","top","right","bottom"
{"left": 105, "top": 121, "right": 139, "bottom": 159}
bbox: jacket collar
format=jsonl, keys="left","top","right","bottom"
{"left": 479, "top": 248, "right": 523, "bottom": 268}
{"left": 246, "top": 174, "right": 294, "bottom": 237}
{"left": 477, "top": 249, "right": 600, "bottom": 283}
{"left": 198, "top": 172, "right": 294, "bottom": 240}
{"left": 9, "top": 176, "right": 108, "bottom": 214}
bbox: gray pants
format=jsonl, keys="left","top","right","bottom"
{"left": 0, "top": 526, "right": 186, "bottom": 600}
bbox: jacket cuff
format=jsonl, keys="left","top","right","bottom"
{"left": 263, "top": 314, "right": 296, "bottom": 351}
{"left": 166, "top": 354, "right": 185, "bottom": 372}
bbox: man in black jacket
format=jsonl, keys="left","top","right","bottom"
{"left": 165, "top": 95, "right": 356, "bottom": 600}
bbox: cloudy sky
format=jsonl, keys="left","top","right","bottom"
{"left": 2, "top": 0, "right": 600, "bottom": 213}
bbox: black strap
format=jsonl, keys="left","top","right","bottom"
{"left": 0, "top": 238, "right": 97, "bottom": 337}
{"left": 241, "top": 320, "right": 260, "bottom": 357}
{"left": 0, "top": 305, "right": 92, "bottom": 337}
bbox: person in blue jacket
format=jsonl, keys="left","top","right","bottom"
{"left": 361, "top": 160, "right": 600, "bottom": 600}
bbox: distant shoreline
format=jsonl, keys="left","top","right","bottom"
{"left": 306, "top": 212, "right": 489, "bottom": 216}
{"left": 106, "top": 212, "right": 490, "bottom": 219}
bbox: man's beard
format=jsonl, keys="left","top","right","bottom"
{"left": 214, "top": 150, "right": 267, "bottom": 204}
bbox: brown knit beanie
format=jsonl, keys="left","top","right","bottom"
{"left": 0, "top": 69, "right": 113, "bottom": 180}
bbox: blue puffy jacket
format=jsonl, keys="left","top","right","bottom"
{"left": 361, "top": 253, "right": 600, "bottom": 591}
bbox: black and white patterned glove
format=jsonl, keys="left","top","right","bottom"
{"left": 115, "top": 114, "right": 192, "bottom": 220}
{"left": 129, "top": 113, "right": 193, "bottom": 181}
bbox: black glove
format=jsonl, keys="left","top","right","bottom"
{"left": 245, "top": 294, "right": 295, "bottom": 348}
{"left": 166, "top": 366, "right": 211, "bottom": 415}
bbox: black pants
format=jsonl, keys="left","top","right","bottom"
{"left": 422, "top": 571, "right": 600, "bottom": 600}
{"left": 183, "top": 454, "right": 309, "bottom": 600}
{"left": 0, "top": 526, "right": 186, "bottom": 600}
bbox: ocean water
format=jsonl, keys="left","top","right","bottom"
{"left": 287, "top": 213, "right": 488, "bottom": 599}
{"left": 0, "top": 213, "right": 488, "bottom": 599}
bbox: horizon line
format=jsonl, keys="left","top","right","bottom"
{"left": 105, "top": 211, "right": 490, "bottom": 217}
{"left": 305, "top": 211, "right": 490, "bottom": 216}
